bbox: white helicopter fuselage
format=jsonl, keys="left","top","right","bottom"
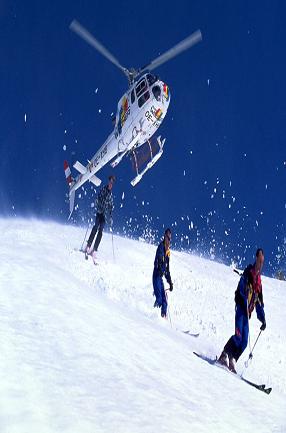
{"left": 71, "top": 74, "right": 170, "bottom": 193}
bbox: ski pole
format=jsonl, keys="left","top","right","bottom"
{"left": 245, "top": 329, "right": 262, "bottom": 367}
{"left": 80, "top": 224, "right": 90, "bottom": 252}
{"left": 233, "top": 269, "right": 242, "bottom": 276}
{"left": 165, "top": 290, "right": 172, "bottom": 327}
{"left": 111, "top": 226, "right": 115, "bottom": 262}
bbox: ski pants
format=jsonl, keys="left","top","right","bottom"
{"left": 224, "top": 304, "right": 249, "bottom": 361}
{"left": 87, "top": 213, "right": 105, "bottom": 251}
{"left": 153, "top": 274, "right": 167, "bottom": 317}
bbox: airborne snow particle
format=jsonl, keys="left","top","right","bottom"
{"left": 63, "top": 145, "right": 66, "bottom": 151}
{"left": 64, "top": 130, "right": 67, "bottom": 134}
{"left": 122, "top": 192, "right": 125, "bottom": 200}
{"left": 95, "top": 88, "right": 98, "bottom": 93}
{"left": 207, "top": 79, "right": 210, "bottom": 86}
{"left": 98, "top": 109, "right": 102, "bottom": 113}
{"left": 24, "top": 113, "right": 27, "bottom": 122}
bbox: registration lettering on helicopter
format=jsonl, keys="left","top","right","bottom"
{"left": 145, "top": 105, "right": 163, "bottom": 124}
{"left": 89, "top": 144, "right": 108, "bottom": 169}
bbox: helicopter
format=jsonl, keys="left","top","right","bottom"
{"left": 64, "top": 19, "right": 202, "bottom": 218}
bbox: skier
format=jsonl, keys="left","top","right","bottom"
{"left": 153, "top": 228, "right": 173, "bottom": 318}
{"left": 85, "top": 175, "right": 115, "bottom": 257}
{"left": 218, "top": 248, "right": 266, "bottom": 373}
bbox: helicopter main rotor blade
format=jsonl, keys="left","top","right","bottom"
{"left": 140, "top": 30, "right": 202, "bottom": 73}
{"left": 70, "top": 20, "right": 128, "bottom": 75}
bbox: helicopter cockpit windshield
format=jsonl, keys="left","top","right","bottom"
{"left": 147, "top": 74, "right": 158, "bottom": 86}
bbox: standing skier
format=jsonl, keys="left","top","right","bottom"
{"left": 153, "top": 228, "right": 173, "bottom": 318}
{"left": 218, "top": 248, "right": 266, "bottom": 373}
{"left": 85, "top": 175, "right": 115, "bottom": 257}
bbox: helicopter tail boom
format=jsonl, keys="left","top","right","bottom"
{"left": 64, "top": 159, "right": 102, "bottom": 219}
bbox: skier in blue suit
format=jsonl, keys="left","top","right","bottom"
{"left": 218, "top": 248, "right": 266, "bottom": 373}
{"left": 153, "top": 228, "right": 173, "bottom": 318}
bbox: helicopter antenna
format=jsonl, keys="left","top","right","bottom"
{"left": 70, "top": 20, "right": 133, "bottom": 83}
{"left": 139, "top": 30, "right": 202, "bottom": 74}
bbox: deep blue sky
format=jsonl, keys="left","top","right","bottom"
{"left": 1, "top": 1, "right": 285, "bottom": 275}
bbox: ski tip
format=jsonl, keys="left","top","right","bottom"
{"left": 182, "top": 330, "right": 200, "bottom": 337}
{"left": 265, "top": 387, "right": 272, "bottom": 395}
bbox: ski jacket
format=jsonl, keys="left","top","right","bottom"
{"left": 234, "top": 264, "right": 265, "bottom": 323}
{"left": 95, "top": 185, "right": 114, "bottom": 222}
{"left": 153, "top": 241, "right": 172, "bottom": 284}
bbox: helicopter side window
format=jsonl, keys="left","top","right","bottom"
{"left": 138, "top": 90, "right": 150, "bottom": 108}
{"left": 131, "top": 89, "right": 135, "bottom": 104}
{"left": 136, "top": 78, "right": 147, "bottom": 98}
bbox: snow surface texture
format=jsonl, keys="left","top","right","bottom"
{"left": 0, "top": 218, "right": 285, "bottom": 433}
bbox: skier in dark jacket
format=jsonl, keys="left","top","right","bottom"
{"left": 153, "top": 228, "right": 173, "bottom": 318}
{"left": 85, "top": 175, "right": 115, "bottom": 256}
{"left": 218, "top": 248, "right": 266, "bottom": 373}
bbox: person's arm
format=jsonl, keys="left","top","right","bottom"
{"left": 165, "top": 255, "right": 172, "bottom": 287}
{"left": 256, "top": 290, "right": 266, "bottom": 329}
{"left": 106, "top": 193, "right": 114, "bottom": 225}
{"left": 154, "top": 244, "right": 164, "bottom": 276}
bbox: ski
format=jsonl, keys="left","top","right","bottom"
{"left": 182, "top": 330, "right": 200, "bottom": 338}
{"left": 193, "top": 352, "right": 272, "bottom": 395}
{"left": 74, "top": 248, "right": 99, "bottom": 265}
{"left": 241, "top": 377, "right": 272, "bottom": 394}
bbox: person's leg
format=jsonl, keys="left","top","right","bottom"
{"left": 94, "top": 214, "right": 106, "bottom": 251}
{"left": 153, "top": 275, "right": 163, "bottom": 309}
{"left": 235, "top": 315, "right": 249, "bottom": 361}
{"left": 161, "top": 286, "right": 168, "bottom": 317}
{"left": 87, "top": 214, "right": 100, "bottom": 248}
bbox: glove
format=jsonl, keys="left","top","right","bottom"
{"left": 260, "top": 321, "right": 266, "bottom": 331}
{"left": 169, "top": 282, "right": 173, "bottom": 292}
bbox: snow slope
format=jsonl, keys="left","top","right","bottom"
{"left": 0, "top": 218, "right": 285, "bottom": 433}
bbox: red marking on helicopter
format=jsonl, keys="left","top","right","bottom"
{"left": 155, "top": 108, "right": 163, "bottom": 120}
{"left": 120, "top": 97, "right": 130, "bottom": 126}
{"left": 163, "top": 84, "right": 169, "bottom": 101}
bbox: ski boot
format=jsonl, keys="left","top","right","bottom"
{"left": 217, "top": 350, "right": 228, "bottom": 367}
{"left": 228, "top": 356, "right": 237, "bottom": 374}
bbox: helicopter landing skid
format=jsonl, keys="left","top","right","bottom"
{"left": 131, "top": 136, "right": 166, "bottom": 186}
